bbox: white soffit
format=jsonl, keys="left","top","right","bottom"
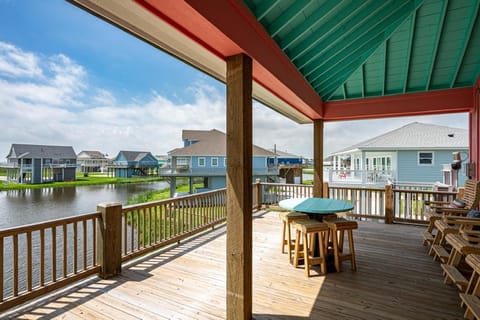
{"left": 70, "top": 0, "right": 311, "bottom": 124}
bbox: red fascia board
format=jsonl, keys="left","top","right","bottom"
{"left": 323, "top": 88, "right": 474, "bottom": 121}
{"left": 136, "top": 0, "right": 323, "bottom": 119}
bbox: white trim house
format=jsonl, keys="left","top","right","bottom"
{"left": 327, "top": 122, "right": 469, "bottom": 186}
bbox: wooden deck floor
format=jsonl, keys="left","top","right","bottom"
{"left": 4, "top": 210, "right": 464, "bottom": 319}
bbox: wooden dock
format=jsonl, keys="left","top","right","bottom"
{"left": 3, "top": 210, "right": 464, "bottom": 319}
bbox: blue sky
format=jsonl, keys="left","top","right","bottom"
{"left": 0, "top": 1, "right": 469, "bottom": 159}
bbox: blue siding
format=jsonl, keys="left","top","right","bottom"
{"left": 397, "top": 150, "right": 467, "bottom": 185}
{"left": 253, "top": 157, "right": 267, "bottom": 169}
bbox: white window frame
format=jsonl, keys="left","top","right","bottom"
{"left": 211, "top": 157, "right": 218, "bottom": 167}
{"left": 224, "top": 158, "right": 227, "bottom": 167}
{"left": 418, "top": 151, "right": 434, "bottom": 166}
{"left": 198, "top": 157, "right": 206, "bottom": 167}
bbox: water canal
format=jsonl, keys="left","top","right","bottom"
{"left": 0, "top": 181, "right": 169, "bottom": 229}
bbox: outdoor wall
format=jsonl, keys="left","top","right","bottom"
{"left": 397, "top": 150, "right": 468, "bottom": 185}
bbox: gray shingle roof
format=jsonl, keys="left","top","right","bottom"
{"left": 172, "top": 129, "right": 275, "bottom": 157}
{"left": 7, "top": 144, "right": 77, "bottom": 159}
{"left": 330, "top": 122, "right": 468, "bottom": 155}
{"left": 118, "top": 151, "right": 153, "bottom": 162}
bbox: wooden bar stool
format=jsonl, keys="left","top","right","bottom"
{"left": 325, "top": 218, "right": 358, "bottom": 272}
{"left": 291, "top": 219, "right": 329, "bottom": 277}
{"left": 279, "top": 211, "right": 309, "bottom": 263}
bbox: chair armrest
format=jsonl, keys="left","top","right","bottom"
{"left": 425, "top": 200, "right": 450, "bottom": 206}
{"left": 436, "top": 207, "right": 469, "bottom": 215}
{"left": 460, "top": 230, "right": 480, "bottom": 243}
{"left": 444, "top": 216, "right": 480, "bottom": 225}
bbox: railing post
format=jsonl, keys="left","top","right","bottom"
{"left": 255, "top": 178, "right": 262, "bottom": 209}
{"left": 97, "top": 202, "right": 122, "bottom": 279}
{"left": 322, "top": 182, "right": 329, "bottom": 198}
{"left": 385, "top": 184, "right": 394, "bottom": 224}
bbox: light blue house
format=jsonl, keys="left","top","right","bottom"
{"left": 110, "top": 151, "right": 159, "bottom": 178}
{"left": 327, "top": 122, "right": 469, "bottom": 187}
{"left": 160, "top": 129, "right": 279, "bottom": 196}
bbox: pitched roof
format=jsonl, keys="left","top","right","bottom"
{"left": 118, "top": 151, "right": 154, "bottom": 162}
{"left": 171, "top": 129, "right": 275, "bottom": 157}
{"left": 7, "top": 144, "right": 77, "bottom": 159}
{"left": 330, "top": 122, "right": 468, "bottom": 155}
{"left": 77, "top": 151, "right": 106, "bottom": 159}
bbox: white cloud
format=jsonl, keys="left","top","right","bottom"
{"left": 0, "top": 42, "right": 43, "bottom": 78}
{"left": 0, "top": 41, "right": 470, "bottom": 162}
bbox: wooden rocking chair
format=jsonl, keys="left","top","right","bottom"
{"left": 422, "top": 179, "right": 480, "bottom": 247}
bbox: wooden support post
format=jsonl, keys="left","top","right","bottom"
{"left": 322, "top": 182, "right": 329, "bottom": 198}
{"left": 226, "top": 53, "right": 252, "bottom": 320}
{"left": 385, "top": 184, "right": 394, "bottom": 224}
{"left": 313, "top": 119, "right": 324, "bottom": 197}
{"left": 255, "top": 178, "right": 262, "bottom": 210}
{"left": 97, "top": 202, "right": 122, "bottom": 279}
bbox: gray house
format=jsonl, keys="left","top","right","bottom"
{"left": 4, "top": 144, "right": 77, "bottom": 184}
{"left": 327, "top": 122, "right": 469, "bottom": 186}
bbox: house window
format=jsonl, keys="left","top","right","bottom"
{"left": 418, "top": 152, "right": 434, "bottom": 165}
{"left": 198, "top": 157, "right": 206, "bottom": 167}
{"left": 211, "top": 157, "right": 218, "bottom": 167}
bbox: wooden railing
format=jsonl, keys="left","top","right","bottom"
{"left": 255, "top": 181, "right": 458, "bottom": 224}
{"left": 120, "top": 189, "right": 227, "bottom": 262}
{"left": 0, "top": 213, "right": 101, "bottom": 311}
{"left": 0, "top": 181, "right": 459, "bottom": 312}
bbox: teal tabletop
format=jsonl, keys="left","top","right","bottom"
{"left": 279, "top": 197, "right": 354, "bottom": 214}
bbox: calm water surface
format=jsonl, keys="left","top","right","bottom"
{"left": 0, "top": 181, "right": 169, "bottom": 229}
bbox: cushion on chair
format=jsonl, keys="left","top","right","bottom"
{"left": 450, "top": 199, "right": 466, "bottom": 208}
{"left": 467, "top": 210, "right": 480, "bottom": 218}
{"left": 467, "top": 210, "right": 480, "bottom": 231}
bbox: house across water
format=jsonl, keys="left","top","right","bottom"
{"left": 327, "top": 122, "right": 469, "bottom": 187}
{"left": 3, "top": 144, "right": 77, "bottom": 184}
{"left": 160, "top": 129, "right": 280, "bottom": 196}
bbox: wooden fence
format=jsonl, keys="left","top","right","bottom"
{"left": 0, "top": 182, "right": 458, "bottom": 311}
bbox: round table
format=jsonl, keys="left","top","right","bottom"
{"left": 279, "top": 197, "right": 354, "bottom": 219}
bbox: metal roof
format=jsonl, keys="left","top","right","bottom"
{"left": 244, "top": 0, "right": 480, "bottom": 102}
{"left": 329, "top": 122, "right": 468, "bottom": 155}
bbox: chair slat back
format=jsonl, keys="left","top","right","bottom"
{"left": 462, "top": 179, "right": 480, "bottom": 209}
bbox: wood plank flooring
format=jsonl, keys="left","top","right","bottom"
{"left": 3, "top": 210, "right": 464, "bottom": 319}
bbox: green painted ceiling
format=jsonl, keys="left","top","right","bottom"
{"left": 243, "top": 0, "right": 480, "bottom": 102}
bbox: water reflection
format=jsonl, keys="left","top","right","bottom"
{"left": 0, "top": 181, "right": 169, "bottom": 229}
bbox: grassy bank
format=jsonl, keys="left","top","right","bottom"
{"left": 0, "top": 173, "right": 166, "bottom": 191}
{"left": 126, "top": 183, "right": 201, "bottom": 205}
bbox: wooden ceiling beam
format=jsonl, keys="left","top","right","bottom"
{"left": 323, "top": 87, "right": 473, "bottom": 121}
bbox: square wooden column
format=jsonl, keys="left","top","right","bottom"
{"left": 470, "top": 77, "right": 480, "bottom": 180}
{"left": 313, "top": 119, "right": 324, "bottom": 197}
{"left": 226, "top": 53, "right": 253, "bottom": 319}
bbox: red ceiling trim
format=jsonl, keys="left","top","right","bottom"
{"left": 323, "top": 88, "right": 474, "bottom": 121}
{"left": 135, "top": 0, "right": 323, "bottom": 120}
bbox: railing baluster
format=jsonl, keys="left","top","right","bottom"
{"left": 27, "top": 231, "right": 32, "bottom": 291}
{"left": 40, "top": 228, "right": 45, "bottom": 286}
{"left": 13, "top": 234, "right": 18, "bottom": 297}
{"left": 52, "top": 227, "right": 56, "bottom": 282}
{"left": 123, "top": 212, "right": 127, "bottom": 255}
{"left": 63, "top": 224, "right": 67, "bottom": 278}
{"left": 73, "top": 222, "right": 78, "bottom": 274}
{"left": 92, "top": 218, "right": 97, "bottom": 267}
{"left": 83, "top": 220, "right": 87, "bottom": 270}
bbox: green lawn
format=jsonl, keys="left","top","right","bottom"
{"left": 0, "top": 173, "right": 166, "bottom": 191}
